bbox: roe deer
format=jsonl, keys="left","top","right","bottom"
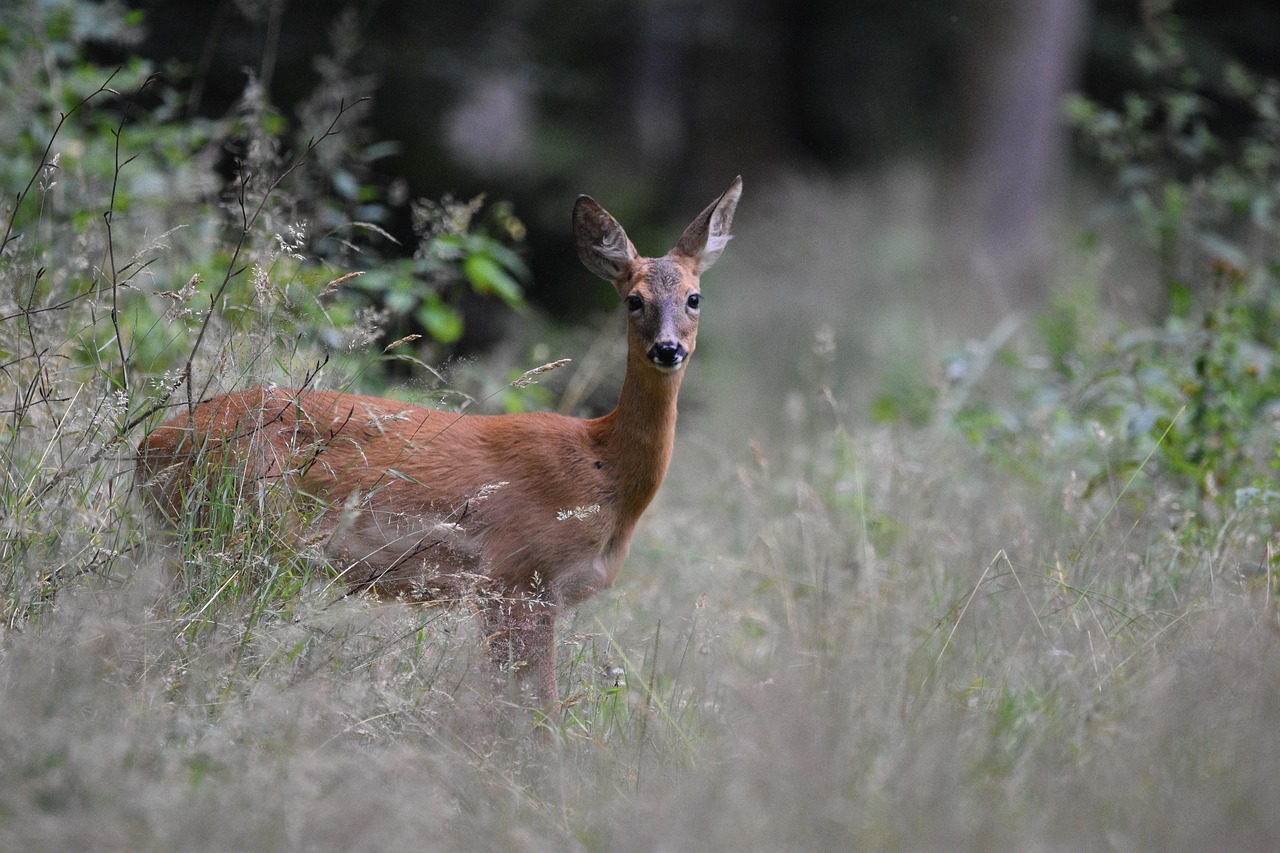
{"left": 136, "top": 176, "right": 742, "bottom": 709}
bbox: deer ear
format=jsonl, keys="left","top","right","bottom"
{"left": 574, "top": 195, "right": 639, "bottom": 284}
{"left": 673, "top": 176, "right": 742, "bottom": 274}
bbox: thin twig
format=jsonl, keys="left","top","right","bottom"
{"left": 104, "top": 118, "right": 142, "bottom": 394}
{"left": 182, "top": 97, "right": 367, "bottom": 413}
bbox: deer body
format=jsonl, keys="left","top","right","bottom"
{"left": 137, "top": 178, "right": 742, "bottom": 708}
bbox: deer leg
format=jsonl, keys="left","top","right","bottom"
{"left": 481, "top": 589, "right": 560, "bottom": 711}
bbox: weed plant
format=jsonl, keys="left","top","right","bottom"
{"left": 2, "top": 3, "right": 1280, "bottom": 851}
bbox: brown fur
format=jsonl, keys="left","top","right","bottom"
{"left": 136, "top": 178, "right": 742, "bottom": 708}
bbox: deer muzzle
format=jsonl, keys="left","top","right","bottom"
{"left": 648, "top": 341, "right": 687, "bottom": 370}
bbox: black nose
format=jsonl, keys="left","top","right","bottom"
{"left": 649, "top": 342, "right": 686, "bottom": 367}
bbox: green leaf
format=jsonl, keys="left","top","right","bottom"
{"left": 416, "top": 295, "right": 463, "bottom": 343}
{"left": 1167, "top": 280, "right": 1192, "bottom": 318}
{"left": 332, "top": 169, "right": 359, "bottom": 201}
{"left": 262, "top": 110, "right": 288, "bottom": 137}
{"left": 384, "top": 286, "right": 417, "bottom": 314}
{"left": 427, "top": 233, "right": 465, "bottom": 261}
{"left": 463, "top": 252, "right": 523, "bottom": 306}
{"left": 480, "top": 240, "right": 530, "bottom": 280}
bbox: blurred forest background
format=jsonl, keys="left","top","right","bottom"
{"left": 125, "top": 0, "right": 1280, "bottom": 326}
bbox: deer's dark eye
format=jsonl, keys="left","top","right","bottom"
{"left": 625, "top": 294, "right": 643, "bottom": 313}
{"left": 687, "top": 293, "right": 701, "bottom": 310}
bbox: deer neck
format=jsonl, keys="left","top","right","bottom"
{"left": 591, "top": 355, "right": 684, "bottom": 520}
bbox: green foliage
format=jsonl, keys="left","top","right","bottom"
{"left": 870, "top": 364, "right": 937, "bottom": 427}
{"left": 895, "top": 12, "right": 1280, "bottom": 533}
{"left": 2, "top": 0, "right": 528, "bottom": 395}
{"left": 354, "top": 194, "right": 529, "bottom": 348}
{"left": 936, "top": 266, "right": 1280, "bottom": 538}
{"left": 1053, "top": 11, "right": 1280, "bottom": 520}
{"left": 1063, "top": 6, "right": 1280, "bottom": 303}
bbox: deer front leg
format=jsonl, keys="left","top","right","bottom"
{"left": 481, "top": 587, "right": 560, "bottom": 712}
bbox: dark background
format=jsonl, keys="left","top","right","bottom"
{"left": 127, "top": 0, "right": 1280, "bottom": 318}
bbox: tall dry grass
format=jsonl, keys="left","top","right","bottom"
{"left": 3, "top": 71, "right": 1279, "bottom": 853}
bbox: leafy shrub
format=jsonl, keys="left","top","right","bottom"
{"left": 894, "top": 9, "right": 1280, "bottom": 542}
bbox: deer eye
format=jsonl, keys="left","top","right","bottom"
{"left": 625, "top": 294, "right": 643, "bottom": 313}
{"left": 687, "top": 293, "right": 701, "bottom": 310}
